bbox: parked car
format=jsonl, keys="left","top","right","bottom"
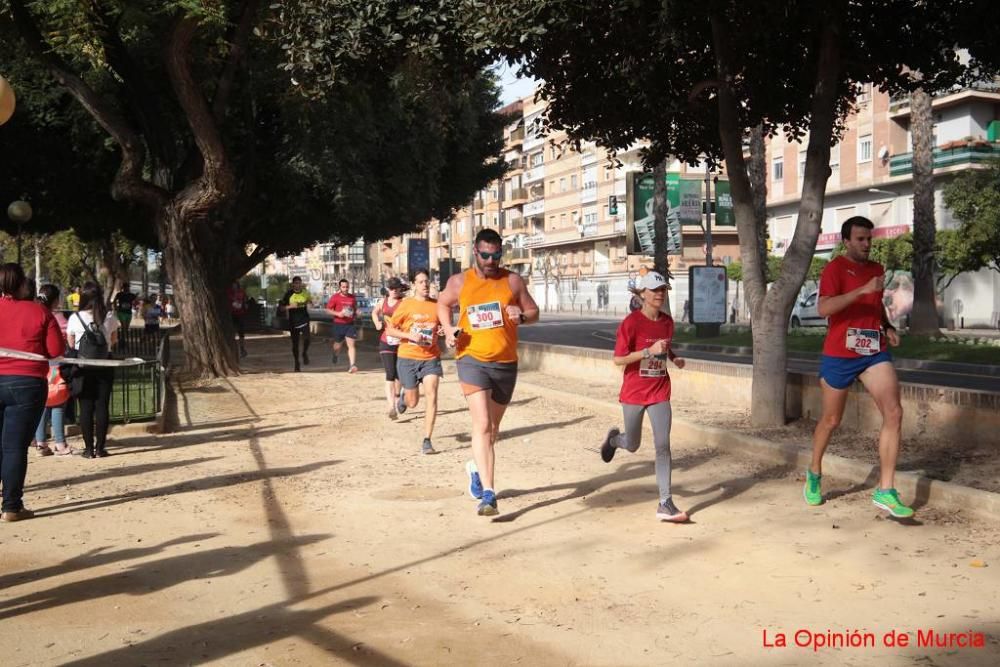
{"left": 355, "top": 296, "right": 374, "bottom": 320}
{"left": 790, "top": 290, "right": 826, "bottom": 328}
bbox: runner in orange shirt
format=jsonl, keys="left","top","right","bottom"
{"left": 437, "top": 229, "right": 539, "bottom": 516}
{"left": 385, "top": 268, "right": 443, "bottom": 455}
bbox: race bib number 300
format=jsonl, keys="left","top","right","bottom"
{"left": 639, "top": 356, "right": 667, "bottom": 377}
{"left": 846, "top": 328, "right": 880, "bottom": 356}
{"left": 467, "top": 301, "right": 504, "bottom": 330}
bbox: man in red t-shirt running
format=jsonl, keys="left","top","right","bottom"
{"left": 598, "top": 271, "right": 688, "bottom": 522}
{"left": 326, "top": 279, "right": 358, "bottom": 373}
{"left": 804, "top": 216, "right": 911, "bottom": 518}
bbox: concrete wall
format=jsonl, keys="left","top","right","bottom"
{"left": 518, "top": 341, "right": 1000, "bottom": 446}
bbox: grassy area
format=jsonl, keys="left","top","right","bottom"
{"left": 108, "top": 370, "right": 160, "bottom": 421}
{"left": 672, "top": 329, "right": 1000, "bottom": 364}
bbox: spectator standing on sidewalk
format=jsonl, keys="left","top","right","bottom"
{"left": 598, "top": 271, "right": 689, "bottom": 523}
{"left": 34, "top": 284, "right": 72, "bottom": 456}
{"left": 0, "top": 263, "right": 65, "bottom": 521}
{"left": 67, "top": 285, "right": 81, "bottom": 311}
{"left": 227, "top": 280, "right": 249, "bottom": 359}
{"left": 67, "top": 282, "right": 120, "bottom": 459}
{"left": 163, "top": 296, "right": 177, "bottom": 324}
{"left": 143, "top": 295, "right": 163, "bottom": 336}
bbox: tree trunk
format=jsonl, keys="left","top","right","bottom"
{"left": 652, "top": 159, "right": 669, "bottom": 277}
{"left": 161, "top": 209, "right": 239, "bottom": 376}
{"left": 711, "top": 12, "right": 841, "bottom": 426}
{"left": 909, "top": 87, "right": 940, "bottom": 335}
{"left": 748, "top": 124, "right": 769, "bottom": 297}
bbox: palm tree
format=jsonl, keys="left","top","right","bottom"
{"left": 909, "top": 87, "right": 941, "bottom": 335}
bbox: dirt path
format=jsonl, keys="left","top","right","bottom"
{"left": 3, "top": 335, "right": 998, "bottom": 666}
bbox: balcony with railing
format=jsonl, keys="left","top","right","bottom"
{"left": 473, "top": 198, "right": 485, "bottom": 211}
{"left": 524, "top": 163, "right": 546, "bottom": 184}
{"left": 889, "top": 142, "right": 1000, "bottom": 177}
{"left": 503, "top": 187, "right": 529, "bottom": 208}
{"left": 524, "top": 135, "right": 545, "bottom": 152}
{"left": 580, "top": 183, "right": 598, "bottom": 204}
{"left": 889, "top": 82, "right": 1000, "bottom": 114}
{"left": 503, "top": 246, "right": 531, "bottom": 263}
{"left": 524, "top": 198, "right": 546, "bottom": 217}
{"left": 506, "top": 126, "right": 525, "bottom": 147}
{"left": 506, "top": 156, "right": 526, "bottom": 175}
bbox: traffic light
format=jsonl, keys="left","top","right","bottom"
{"left": 608, "top": 195, "right": 618, "bottom": 215}
{"left": 766, "top": 238, "right": 773, "bottom": 252}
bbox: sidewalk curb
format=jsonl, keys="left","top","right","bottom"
{"left": 517, "top": 379, "right": 1000, "bottom": 522}
{"left": 671, "top": 342, "right": 1000, "bottom": 377}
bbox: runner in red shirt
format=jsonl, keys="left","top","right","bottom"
{"left": 598, "top": 271, "right": 688, "bottom": 523}
{"left": 805, "top": 216, "right": 911, "bottom": 518}
{"left": 325, "top": 279, "right": 358, "bottom": 373}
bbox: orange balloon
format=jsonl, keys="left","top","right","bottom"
{"left": 0, "top": 75, "right": 15, "bottom": 125}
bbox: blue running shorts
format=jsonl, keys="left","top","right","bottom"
{"left": 819, "top": 350, "right": 893, "bottom": 390}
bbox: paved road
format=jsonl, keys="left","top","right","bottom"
{"left": 305, "top": 310, "right": 999, "bottom": 392}
{"left": 518, "top": 318, "right": 1000, "bottom": 393}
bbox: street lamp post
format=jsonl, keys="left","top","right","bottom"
{"left": 7, "top": 200, "right": 33, "bottom": 265}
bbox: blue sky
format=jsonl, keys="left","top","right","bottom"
{"left": 495, "top": 61, "right": 538, "bottom": 106}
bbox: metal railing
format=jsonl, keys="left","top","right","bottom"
{"left": 62, "top": 330, "right": 170, "bottom": 425}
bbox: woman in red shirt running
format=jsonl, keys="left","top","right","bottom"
{"left": 0, "top": 264, "right": 66, "bottom": 521}
{"left": 598, "top": 271, "right": 688, "bottom": 522}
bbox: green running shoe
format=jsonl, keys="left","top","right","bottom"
{"left": 803, "top": 468, "right": 823, "bottom": 506}
{"left": 872, "top": 488, "right": 914, "bottom": 518}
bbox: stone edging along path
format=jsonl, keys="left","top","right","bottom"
{"left": 515, "top": 379, "right": 1000, "bottom": 523}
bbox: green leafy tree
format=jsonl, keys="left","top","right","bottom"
{"left": 3, "top": 1, "right": 505, "bottom": 376}
{"left": 807, "top": 256, "right": 829, "bottom": 283}
{"left": 725, "top": 261, "right": 743, "bottom": 283}
{"left": 480, "top": 0, "right": 967, "bottom": 425}
{"left": 941, "top": 164, "right": 1000, "bottom": 285}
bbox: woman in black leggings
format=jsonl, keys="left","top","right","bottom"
{"left": 66, "top": 283, "right": 119, "bottom": 458}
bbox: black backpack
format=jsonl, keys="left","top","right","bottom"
{"left": 75, "top": 312, "right": 109, "bottom": 359}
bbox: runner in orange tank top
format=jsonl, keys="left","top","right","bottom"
{"left": 437, "top": 228, "right": 540, "bottom": 516}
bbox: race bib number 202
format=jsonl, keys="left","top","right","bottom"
{"left": 846, "top": 328, "right": 880, "bottom": 356}
{"left": 467, "top": 301, "right": 504, "bottom": 330}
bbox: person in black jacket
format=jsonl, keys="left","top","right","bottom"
{"left": 279, "top": 277, "right": 312, "bottom": 372}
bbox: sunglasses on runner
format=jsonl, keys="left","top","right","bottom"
{"left": 478, "top": 250, "right": 503, "bottom": 261}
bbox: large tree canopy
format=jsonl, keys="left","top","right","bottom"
{"left": 472, "top": 0, "right": 968, "bottom": 425}
{"left": 1, "top": 0, "right": 506, "bottom": 375}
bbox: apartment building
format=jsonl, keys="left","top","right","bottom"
{"left": 420, "top": 93, "right": 740, "bottom": 314}
{"left": 256, "top": 238, "right": 373, "bottom": 299}
{"left": 767, "top": 83, "right": 1000, "bottom": 327}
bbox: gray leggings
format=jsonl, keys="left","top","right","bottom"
{"left": 613, "top": 401, "right": 674, "bottom": 502}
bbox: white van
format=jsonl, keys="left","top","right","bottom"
{"left": 790, "top": 290, "right": 826, "bottom": 328}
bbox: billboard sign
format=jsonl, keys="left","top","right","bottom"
{"left": 714, "top": 180, "right": 735, "bottom": 226}
{"left": 626, "top": 172, "right": 684, "bottom": 255}
{"left": 407, "top": 238, "right": 429, "bottom": 273}
{"left": 689, "top": 265, "right": 728, "bottom": 324}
